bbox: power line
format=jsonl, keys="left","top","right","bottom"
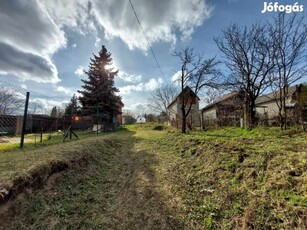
{"left": 128, "top": 0, "right": 167, "bottom": 82}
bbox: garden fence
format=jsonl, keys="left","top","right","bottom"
{"left": 0, "top": 81, "right": 115, "bottom": 152}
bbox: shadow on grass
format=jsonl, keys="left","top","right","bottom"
{"left": 0, "top": 127, "right": 183, "bottom": 230}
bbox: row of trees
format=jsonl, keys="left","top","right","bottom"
{"left": 150, "top": 13, "right": 307, "bottom": 131}
{"left": 0, "top": 89, "right": 65, "bottom": 116}
{"left": 217, "top": 13, "right": 307, "bottom": 129}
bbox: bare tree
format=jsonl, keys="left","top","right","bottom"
{"left": 148, "top": 83, "right": 177, "bottom": 115}
{"left": 201, "top": 88, "right": 222, "bottom": 105}
{"left": 122, "top": 109, "right": 136, "bottom": 124}
{"left": 174, "top": 48, "right": 220, "bottom": 133}
{"left": 122, "top": 109, "right": 135, "bottom": 117}
{"left": 215, "top": 23, "right": 275, "bottom": 129}
{"left": 28, "top": 102, "right": 43, "bottom": 114}
{"left": 268, "top": 13, "right": 307, "bottom": 129}
{"left": 0, "top": 89, "right": 24, "bottom": 115}
{"left": 145, "top": 113, "right": 157, "bottom": 122}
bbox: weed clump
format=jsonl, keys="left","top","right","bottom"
{"left": 153, "top": 125, "right": 165, "bottom": 131}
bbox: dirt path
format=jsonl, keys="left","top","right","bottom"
{"left": 104, "top": 141, "right": 181, "bottom": 229}
{"left": 0, "top": 132, "right": 183, "bottom": 229}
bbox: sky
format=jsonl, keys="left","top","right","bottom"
{"left": 0, "top": 0, "right": 306, "bottom": 115}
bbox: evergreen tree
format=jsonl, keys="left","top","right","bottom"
{"left": 51, "top": 106, "right": 58, "bottom": 117}
{"left": 65, "top": 94, "right": 79, "bottom": 116}
{"left": 78, "top": 45, "right": 120, "bottom": 117}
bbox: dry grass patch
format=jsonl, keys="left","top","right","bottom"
{"left": 0, "top": 124, "right": 306, "bottom": 229}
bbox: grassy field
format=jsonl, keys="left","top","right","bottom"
{"left": 0, "top": 123, "right": 306, "bottom": 229}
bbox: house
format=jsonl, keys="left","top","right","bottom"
{"left": 136, "top": 116, "right": 146, "bottom": 123}
{"left": 200, "top": 84, "right": 307, "bottom": 128}
{"left": 255, "top": 84, "right": 307, "bottom": 125}
{"left": 167, "top": 86, "right": 201, "bottom": 129}
{"left": 122, "top": 115, "right": 135, "bottom": 124}
{"left": 201, "top": 89, "right": 245, "bottom": 128}
{"left": 116, "top": 99, "right": 124, "bottom": 126}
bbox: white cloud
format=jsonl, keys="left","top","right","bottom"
{"left": 0, "top": 0, "right": 213, "bottom": 86}
{"left": 0, "top": 0, "right": 66, "bottom": 83}
{"left": 0, "top": 42, "right": 60, "bottom": 83}
{"left": 21, "top": 84, "right": 27, "bottom": 89}
{"left": 0, "top": 0, "right": 66, "bottom": 56}
{"left": 92, "top": 0, "right": 213, "bottom": 50}
{"left": 171, "top": 70, "right": 182, "bottom": 86}
{"left": 123, "top": 103, "right": 150, "bottom": 116}
{"left": 74, "top": 66, "right": 85, "bottom": 76}
{"left": 119, "top": 84, "right": 143, "bottom": 95}
{"left": 132, "top": 103, "right": 149, "bottom": 115}
{"left": 29, "top": 97, "right": 64, "bottom": 114}
{"left": 40, "top": 0, "right": 96, "bottom": 35}
{"left": 118, "top": 71, "right": 142, "bottom": 83}
{"left": 1, "top": 86, "right": 25, "bottom": 100}
{"left": 94, "top": 37, "right": 101, "bottom": 47}
{"left": 71, "top": 43, "right": 77, "bottom": 48}
{"left": 56, "top": 86, "right": 74, "bottom": 95}
{"left": 144, "top": 78, "right": 163, "bottom": 91}
{"left": 118, "top": 77, "right": 162, "bottom": 95}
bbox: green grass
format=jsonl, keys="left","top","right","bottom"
{"left": 0, "top": 131, "right": 109, "bottom": 152}
{"left": 0, "top": 130, "right": 123, "bottom": 191}
{"left": 0, "top": 123, "right": 306, "bottom": 229}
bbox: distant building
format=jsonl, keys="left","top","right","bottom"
{"left": 136, "top": 116, "right": 146, "bottom": 123}
{"left": 167, "top": 86, "right": 201, "bottom": 129}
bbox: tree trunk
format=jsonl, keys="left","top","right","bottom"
{"left": 244, "top": 95, "right": 252, "bottom": 129}
{"left": 279, "top": 109, "right": 284, "bottom": 130}
{"left": 181, "top": 106, "right": 186, "bottom": 134}
{"left": 283, "top": 86, "right": 288, "bottom": 129}
{"left": 250, "top": 100, "right": 256, "bottom": 127}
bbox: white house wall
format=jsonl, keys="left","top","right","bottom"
{"left": 188, "top": 103, "right": 201, "bottom": 127}
{"left": 167, "top": 98, "right": 201, "bottom": 127}
{"left": 202, "top": 107, "right": 217, "bottom": 120}
{"left": 256, "top": 97, "right": 293, "bottom": 119}
{"left": 168, "top": 103, "right": 178, "bottom": 119}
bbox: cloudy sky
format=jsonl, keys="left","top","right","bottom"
{"left": 0, "top": 0, "right": 306, "bottom": 113}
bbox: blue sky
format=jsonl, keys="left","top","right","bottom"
{"left": 0, "top": 0, "right": 306, "bottom": 114}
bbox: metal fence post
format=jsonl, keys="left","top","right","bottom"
{"left": 20, "top": 92, "right": 30, "bottom": 148}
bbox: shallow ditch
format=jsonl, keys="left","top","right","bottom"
{"left": 0, "top": 154, "right": 91, "bottom": 218}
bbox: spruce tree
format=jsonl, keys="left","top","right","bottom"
{"left": 65, "top": 94, "right": 79, "bottom": 116}
{"left": 78, "top": 45, "right": 120, "bottom": 118}
{"left": 51, "top": 106, "right": 58, "bottom": 117}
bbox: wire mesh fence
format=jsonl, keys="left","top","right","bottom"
{"left": 0, "top": 82, "right": 100, "bottom": 151}
{"left": 0, "top": 81, "right": 64, "bottom": 151}
{"left": 0, "top": 81, "right": 121, "bottom": 152}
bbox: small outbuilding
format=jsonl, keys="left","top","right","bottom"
{"left": 136, "top": 116, "right": 146, "bottom": 123}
